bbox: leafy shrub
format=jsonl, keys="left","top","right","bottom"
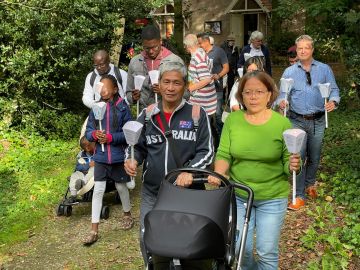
{"left": 0, "top": 0, "right": 152, "bottom": 133}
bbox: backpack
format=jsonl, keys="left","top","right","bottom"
{"left": 90, "top": 66, "right": 123, "bottom": 89}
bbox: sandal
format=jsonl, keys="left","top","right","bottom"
{"left": 120, "top": 215, "right": 134, "bottom": 230}
{"left": 83, "top": 231, "right": 99, "bottom": 246}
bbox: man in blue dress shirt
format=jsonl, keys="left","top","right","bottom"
{"left": 278, "top": 35, "right": 340, "bottom": 210}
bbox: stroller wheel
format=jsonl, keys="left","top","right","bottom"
{"left": 56, "top": 204, "right": 64, "bottom": 216}
{"left": 100, "top": 205, "right": 110, "bottom": 219}
{"left": 63, "top": 205, "right": 72, "bottom": 217}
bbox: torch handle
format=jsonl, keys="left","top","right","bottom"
{"left": 292, "top": 170, "right": 296, "bottom": 205}
{"left": 325, "top": 98, "right": 328, "bottom": 129}
{"left": 137, "top": 100, "right": 139, "bottom": 117}
{"left": 284, "top": 93, "right": 288, "bottom": 117}
{"left": 99, "top": 121, "right": 104, "bottom": 152}
{"left": 131, "top": 145, "right": 135, "bottom": 182}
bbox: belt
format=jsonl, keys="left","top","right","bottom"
{"left": 290, "top": 110, "right": 325, "bottom": 120}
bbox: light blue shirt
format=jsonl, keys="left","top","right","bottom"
{"left": 278, "top": 59, "right": 340, "bottom": 115}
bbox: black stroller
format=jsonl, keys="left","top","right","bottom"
{"left": 144, "top": 168, "right": 254, "bottom": 270}
{"left": 56, "top": 176, "right": 120, "bottom": 219}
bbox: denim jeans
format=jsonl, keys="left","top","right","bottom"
{"left": 290, "top": 114, "right": 326, "bottom": 199}
{"left": 215, "top": 92, "right": 224, "bottom": 136}
{"left": 139, "top": 188, "right": 158, "bottom": 265}
{"left": 236, "top": 196, "right": 287, "bottom": 270}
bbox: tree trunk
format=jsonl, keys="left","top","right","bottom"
{"left": 173, "top": 0, "right": 183, "bottom": 47}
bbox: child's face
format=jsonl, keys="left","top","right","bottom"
{"left": 100, "top": 79, "right": 118, "bottom": 102}
{"left": 84, "top": 141, "right": 95, "bottom": 154}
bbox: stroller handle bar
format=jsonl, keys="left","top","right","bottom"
{"left": 165, "top": 168, "right": 254, "bottom": 208}
{"left": 165, "top": 167, "right": 231, "bottom": 187}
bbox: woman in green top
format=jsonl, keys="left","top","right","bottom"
{"left": 209, "top": 71, "right": 301, "bottom": 270}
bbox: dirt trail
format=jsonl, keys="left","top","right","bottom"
{"left": 1, "top": 187, "right": 143, "bottom": 270}
{"left": 1, "top": 183, "right": 320, "bottom": 270}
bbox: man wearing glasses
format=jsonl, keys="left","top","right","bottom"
{"left": 126, "top": 25, "right": 184, "bottom": 112}
{"left": 82, "top": 50, "right": 128, "bottom": 109}
{"left": 278, "top": 35, "right": 340, "bottom": 210}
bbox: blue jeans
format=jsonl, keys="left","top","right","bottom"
{"left": 139, "top": 188, "right": 158, "bottom": 265}
{"left": 236, "top": 196, "right": 287, "bottom": 270}
{"left": 290, "top": 114, "right": 326, "bottom": 199}
{"left": 215, "top": 92, "right": 224, "bottom": 136}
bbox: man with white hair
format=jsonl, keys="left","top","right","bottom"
{"left": 238, "top": 30, "right": 272, "bottom": 76}
{"left": 184, "top": 34, "right": 218, "bottom": 147}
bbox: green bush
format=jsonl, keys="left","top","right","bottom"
{"left": 0, "top": 0, "right": 152, "bottom": 135}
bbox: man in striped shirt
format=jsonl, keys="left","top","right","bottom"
{"left": 184, "top": 34, "right": 219, "bottom": 147}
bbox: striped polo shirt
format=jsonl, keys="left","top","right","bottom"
{"left": 188, "top": 48, "right": 217, "bottom": 115}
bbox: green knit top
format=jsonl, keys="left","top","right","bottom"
{"left": 216, "top": 110, "right": 292, "bottom": 200}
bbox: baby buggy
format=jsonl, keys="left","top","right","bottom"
{"left": 56, "top": 174, "right": 120, "bottom": 219}
{"left": 144, "top": 168, "right": 254, "bottom": 270}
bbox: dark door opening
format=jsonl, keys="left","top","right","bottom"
{"left": 243, "top": 14, "right": 258, "bottom": 45}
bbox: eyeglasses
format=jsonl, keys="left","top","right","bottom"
{"left": 305, "top": 71, "right": 311, "bottom": 85}
{"left": 242, "top": 90, "right": 268, "bottom": 97}
{"left": 93, "top": 62, "right": 108, "bottom": 69}
{"left": 143, "top": 44, "right": 161, "bottom": 52}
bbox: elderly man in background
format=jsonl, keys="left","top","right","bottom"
{"left": 126, "top": 25, "right": 184, "bottom": 112}
{"left": 82, "top": 50, "right": 127, "bottom": 108}
{"left": 197, "top": 33, "right": 229, "bottom": 143}
{"left": 238, "top": 31, "right": 272, "bottom": 76}
{"left": 278, "top": 35, "right": 340, "bottom": 210}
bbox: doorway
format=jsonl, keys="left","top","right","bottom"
{"left": 243, "top": 14, "right": 258, "bottom": 45}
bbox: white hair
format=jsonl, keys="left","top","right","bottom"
{"left": 159, "top": 62, "right": 187, "bottom": 82}
{"left": 249, "top": 31, "right": 264, "bottom": 42}
{"left": 183, "top": 34, "right": 198, "bottom": 47}
{"left": 295, "top": 35, "right": 314, "bottom": 48}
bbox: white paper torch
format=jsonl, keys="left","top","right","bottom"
{"left": 92, "top": 102, "right": 107, "bottom": 152}
{"left": 318, "top": 83, "right": 331, "bottom": 128}
{"left": 280, "top": 78, "right": 294, "bottom": 117}
{"left": 237, "top": 68, "right": 244, "bottom": 78}
{"left": 283, "top": 129, "right": 306, "bottom": 205}
{"left": 134, "top": 75, "right": 146, "bottom": 117}
{"left": 244, "top": 53, "right": 251, "bottom": 62}
{"left": 123, "top": 121, "right": 144, "bottom": 189}
{"left": 149, "top": 70, "right": 160, "bottom": 103}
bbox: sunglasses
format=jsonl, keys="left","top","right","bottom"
{"left": 305, "top": 71, "right": 311, "bottom": 85}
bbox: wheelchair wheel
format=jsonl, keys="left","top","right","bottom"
{"left": 63, "top": 205, "right": 72, "bottom": 217}
{"left": 100, "top": 205, "right": 110, "bottom": 219}
{"left": 56, "top": 204, "right": 64, "bottom": 216}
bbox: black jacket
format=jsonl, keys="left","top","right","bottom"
{"left": 126, "top": 100, "right": 214, "bottom": 196}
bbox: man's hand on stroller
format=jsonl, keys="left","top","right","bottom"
{"left": 124, "top": 159, "right": 138, "bottom": 177}
{"left": 176, "top": 172, "right": 193, "bottom": 187}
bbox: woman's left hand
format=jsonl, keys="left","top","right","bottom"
{"left": 176, "top": 172, "right": 193, "bottom": 187}
{"left": 289, "top": 153, "right": 301, "bottom": 173}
